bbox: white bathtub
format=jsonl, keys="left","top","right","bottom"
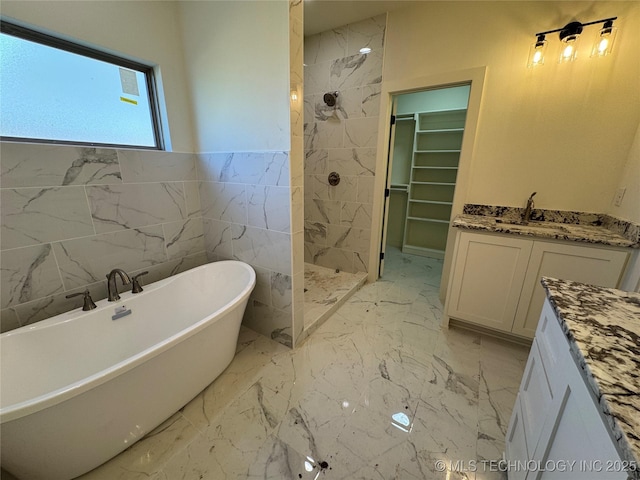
{"left": 0, "top": 260, "right": 255, "bottom": 480}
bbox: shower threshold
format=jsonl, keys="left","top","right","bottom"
{"left": 299, "top": 263, "right": 367, "bottom": 344}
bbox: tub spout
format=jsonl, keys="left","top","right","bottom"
{"left": 106, "top": 268, "right": 131, "bottom": 302}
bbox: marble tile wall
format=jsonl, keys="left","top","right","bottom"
{"left": 289, "top": 0, "right": 305, "bottom": 346}
{"left": 197, "top": 151, "right": 299, "bottom": 348}
{"left": 304, "top": 14, "right": 386, "bottom": 274}
{"left": 0, "top": 142, "right": 208, "bottom": 332}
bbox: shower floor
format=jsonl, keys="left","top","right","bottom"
{"left": 301, "top": 263, "right": 367, "bottom": 342}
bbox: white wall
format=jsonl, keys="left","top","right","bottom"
{"left": 177, "top": 1, "right": 290, "bottom": 153}
{"left": 384, "top": 1, "right": 640, "bottom": 213}
{"left": 608, "top": 121, "right": 640, "bottom": 223}
{"left": 1, "top": 1, "right": 197, "bottom": 153}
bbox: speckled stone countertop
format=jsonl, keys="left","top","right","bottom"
{"left": 541, "top": 277, "right": 640, "bottom": 476}
{"left": 453, "top": 214, "right": 637, "bottom": 248}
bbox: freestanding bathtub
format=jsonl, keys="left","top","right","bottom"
{"left": 0, "top": 260, "right": 255, "bottom": 480}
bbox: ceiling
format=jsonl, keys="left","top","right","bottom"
{"left": 303, "top": 0, "right": 417, "bottom": 36}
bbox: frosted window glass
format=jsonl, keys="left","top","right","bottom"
{"left": 0, "top": 31, "right": 158, "bottom": 148}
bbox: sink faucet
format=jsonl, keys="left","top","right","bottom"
{"left": 106, "top": 268, "right": 131, "bottom": 302}
{"left": 522, "top": 192, "right": 537, "bottom": 224}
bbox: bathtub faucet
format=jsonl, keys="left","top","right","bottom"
{"left": 106, "top": 269, "right": 132, "bottom": 302}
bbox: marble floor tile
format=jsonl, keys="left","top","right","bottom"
{"left": 61, "top": 247, "right": 530, "bottom": 480}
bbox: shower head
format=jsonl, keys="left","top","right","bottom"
{"left": 323, "top": 91, "right": 339, "bottom": 107}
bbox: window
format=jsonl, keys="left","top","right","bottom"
{"left": 0, "top": 20, "right": 163, "bottom": 149}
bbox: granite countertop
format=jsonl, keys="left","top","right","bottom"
{"left": 453, "top": 214, "right": 637, "bottom": 248}
{"left": 541, "top": 277, "right": 640, "bottom": 475}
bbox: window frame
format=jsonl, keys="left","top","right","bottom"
{"left": 0, "top": 19, "right": 165, "bottom": 150}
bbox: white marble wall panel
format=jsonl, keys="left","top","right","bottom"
{"left": 202, "top": 218, "right": 233, "bottom": 260}
{"left": 88, "top": 183, "right": 186, "bottom": 233}
{"left": 305, "top": 197, "right": 342, "bottom": 225}
{"left": 341, "top": 202, "right": 373, "bottom": 229}
{"left": 0, "top": 143, "right": 121, "bottom": 187}
{"left": 248, "top": 185, "right": 291, "bottom": 233}
{"left": 199, "top": 182, "right": 247, "bottom": 224}
{"left": 346, "top": 14, "right": 386, "bottom": 56}
{"left": 0, "top": 143, "right": 211, "bottom": 332}
{"left": 290, "top": 187, "right": 304, "bottom": 234}
{"left": 289, "top": 139, "right": 304, "bottom": 187}
{"left": 304, "top": 16, "right": 385, "bottom": 274}
{"left": 163, "top": 218, "right": 205, "bottom": 260}
{"left": 1, "top": 186, "right": 94, "bottom": 250}
{"left": 327, "top": 225, "right": 371, "bottom": 252}
{"left": 53, "top": 225, "right": 167, "bottom": 289}
{"left": 1, "top": 244, "right": 64, "bottom": 309}
{"left": 362, "top": 85, "right": 382, "bottom": 117}
{"left": 118, "top": 150, "right": 196, "bottom": 183}
{"left": 304, "top": 149, "right": 328, "bottom": 175}
{"left": 184, "top": 181, "right": 202, "bottom": 218}
{"left": 250, "top": 265, "right": 272, "bottom": 305}
{"left": 344, "top": 116, "right": 380, "bottom": 148}
{"left": 330, "top": 50, "right": 383, "bottom": 92}
{"left": 271, "top": 272, "right": 292, "bottom": 312}
{"left": 231, "top": 225, "right": 292, "bottom": 276}
{"left": 327, "top": 148, "right": 376, "bottom": 176}
{"left": 244, "top": 300, "right": 292, "bottom": 347}
{"left": 304, "top": 26, "right": 348, "bottom": 65}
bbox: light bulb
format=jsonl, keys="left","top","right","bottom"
{"left": 527, "top": 35, "right": 547, "bottom": 68}
{"left": 559, "top": 38, "right": 578, "bottom": 63}
{"left": 591, "top": 23, "right": 617, "bottom": 57}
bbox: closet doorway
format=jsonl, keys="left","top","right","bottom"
{"left": 380, "top": 84, "right": 471, "bottom": 282}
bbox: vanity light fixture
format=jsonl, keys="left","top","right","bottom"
{"left": 528, "top": 16, "right": 618, "bottom": 67}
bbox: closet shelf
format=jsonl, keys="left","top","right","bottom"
{"left": 407, "top": 216, "right": 450, "bottom": 224}
{"left": 410, "top": 181, "right": 456, "bottom": 186}
{"left": 409, "top": 199, "right": 453, "bottom": 205}
{"left": 417, "top": 128, "right": 464, "bottom": 133}
{"left": 412, "top": 166, "right": 458, "bottom": 170}
{"left": 414, "top": 149, "right": 461, "bottom": 153}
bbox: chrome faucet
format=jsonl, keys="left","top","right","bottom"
{"left": 522, "top": 192, "right": 537, "bottom": 224}
{"left": 106, "top": 268, "right": 131, "bottom": 302}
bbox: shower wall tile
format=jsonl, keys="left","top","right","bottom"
{"left": 199, "top": 182, "right": 247, "bottom": 224}
{"left": 289, "top": 139, "right": 304, "bottom": 187}
{"left": 344, "top": 116, "right": 379, "bottom": 148}
{"left": 357, "top": 176, "right": 376, "bottom": 204}
{"left": 0, "top": 143, "right": 121, "bottom": 188}
{"left": 304, "top": 15, "right": 386, "bottom": 274}
{"left": 326, "top": 225, "right": 371, "bottom": 252}
{"left": 88, "top": 182, "right": 187, "bottom": 233}
{"left": 305, "top": 198, "right": 341, "bottom": 225}
{"left": 341, "top": 202, "right": 373, "bottom": 229}
{"left": 304, "top": 26, "right": 348, "bottom": 65}
{"left": 1, "top": 186, "right": 95, "bottom": 250}
{"left": 346, "top": 14, "right": 386, "bottom": 56}
{"left": 163, "top": 218, "right": 206, "bottom": 261}
{"left": 118, "top": 150, "right": 196, "bottom": 183}
{"left": 247, "top": 185, "right": 291, "bottom": 233}
{"left": 53, "top": 225, "right": 167, "bottom": 289}
{"left": 244, "top": 299, "right": 292, "bottom": 348}
{"left": 304, "top": 149, "right": 328, "bottom": 175}
{"left": 1, "top": 244, "right": 64, "bottom": 309}
{"left": 362, "top": 84, "right": 382, "bottom": 117}
{"left": 327, "top": 148, "right": 376, "bottom": 176}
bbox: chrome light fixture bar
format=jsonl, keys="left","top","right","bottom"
{"left": 527, "top": 16, "right": 618, "bottom": 67}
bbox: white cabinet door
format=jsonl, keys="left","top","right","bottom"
{"left": 447, "top": 232, "right": 533, "bottom": 332}
{"left": 512, "top": 241, "right": 629, "bottom": 338}
{"left": 506, "top": 395, "right": 529, "bottom": 480}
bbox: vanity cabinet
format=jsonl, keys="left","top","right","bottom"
{"left": 445, "top": 230, "right": 629, "bottom": 339}
{"left": 505, "top": 299, "right": 627, "bottom": 479}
